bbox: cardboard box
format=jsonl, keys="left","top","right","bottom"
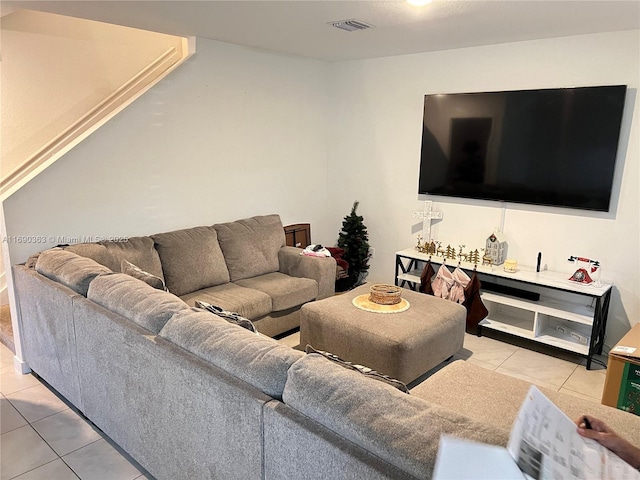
{"left": 602, "top": 323, "right": 640, "bottom": 415}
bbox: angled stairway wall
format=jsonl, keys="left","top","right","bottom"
{"left": 0, "top": 9, "right": 193, "bottom": 369}
{"left": 1, "top": 9, "right": 193, "bottom": 200}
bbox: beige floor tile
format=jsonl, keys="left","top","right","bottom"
{"left": 561, "top": 365, "right": 606, "bottom": 400}
{"left": 558, "top": 387, "right": 602, "bottom": 404}
{"left": 498, "top": 348, "right": 578, "bottom": 387}
{"left": 6, "top": 384, "right": 69, "bottom": 423}
{"left": 0, "top": 425, "right": 58, "bottom": 480}
{"left": 464, "top": 355, "right": 499, "bottom": 371}
{"left": 0, "top": 394, "right": 28, "bottom": 434}
{"left": 278, "top": 331, "right": 300, "bottom": 348}
{"left": 494, "top": 367, "right": 563, "bottom": 392}
{"left": 460, "top": 333, "right": 519, "bottom": 366}
{"left": 63, "top": 439, "right": 142, "bottom": 480}
{"left": 0, "top": 366, "right": 41, "bottom": 396}
{"left": 11, "top": 458, "right": 79, "bottom": 480}
{"left": 32, "top": 409, "right": 102, "bottom": 456}
{"left": 0, "top": 344, "right": 14, "bottom": 370}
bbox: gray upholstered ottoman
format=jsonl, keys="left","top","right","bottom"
{"left": 300, "top": 284, "right": 466, "bottom": 384}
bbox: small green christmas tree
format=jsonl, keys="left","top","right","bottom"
{"left": 336, "top": 201, "right": 371, "bottom": 291}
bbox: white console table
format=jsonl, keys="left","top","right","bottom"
{"left": 395, "top": 248, "right": 612, "bottom": 370}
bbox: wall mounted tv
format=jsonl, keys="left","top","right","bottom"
{"left": 418, "top": 85, "right": 627, "bottom": 211}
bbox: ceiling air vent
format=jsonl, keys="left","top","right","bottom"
{"left": 329, "top": 19, "right": 375, "bottom": 32}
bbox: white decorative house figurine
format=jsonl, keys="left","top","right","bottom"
{"left": 485, "top": 232, "right": 507, "bottom": 266}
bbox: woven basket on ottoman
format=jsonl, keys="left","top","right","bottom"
{"left": 300, "top": 284, "right": 466, "bottom": 384}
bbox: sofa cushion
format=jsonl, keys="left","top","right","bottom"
{"left": 152, "top": 226, "right": 230, "bottom": 296}
{"left": 283, "top": 354, "right": 509, "bottom": 478}
{"left": 101, "top": 236, "right": 164, "bottom": 281}
{"left": 213, "top": 214, "right": 285, "bottom": 282}
{"left": 180, "top": 283, "right": 272, "bottom": 320}
{"left": 35, "top": 248, "right": 113, "bottom": 296}
{"left": 87, "top": 273, "right": 189, "bottom": 334}
{"left": 159, "top": 309, "right": 304, "bottom": 399}
{"left": 121, "top": 260, "right": 167, "bottom": 291}
{"left": 63, "top": 243, "right": 119, "bottom": 271}
{"left": 235, "top": 272, "right": 317, "bottom": 311}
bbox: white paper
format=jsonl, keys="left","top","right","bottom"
{"left": 433, "top": 436, "right": 525, "bottom": 480}
{"left": 433, "top": 386, "right": 640, "bottom": 480}
{"left": 507, "top": 386, "right": 640, "bottom": 480}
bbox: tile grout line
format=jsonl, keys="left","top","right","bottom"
{"left": 3, "top": 393, "right": 102, "bottom": 479}
{"left": 1, "top": 393, "right": 31, "bottom": 436}
{"left": 5, "top": 387, "right": 71, "bottom": 425}
{"left": 557, "top": 364, "right": 580, "bottom": 391}
{"left": 0, "top": 375, "right": 40, "bottom": 397}
{"left": 1, "top": 364, "right": 111, "bottom": 480}
{"left": 4, "top": 423, "right": 59, "bottom": 479}
{"left": 60, "top": 436, "right": 105, "bottom": 459}
{"left": 494, "top": 346, "right": 520, "bottom": 370}
{"left": 558, "top": 385, "right": 601, "bottom": 401}
{"left": 7, "top": 456, "right": 81, "bottom": 480}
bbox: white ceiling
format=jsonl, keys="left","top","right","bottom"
{"left": 3, "top": 1, "right": 640, "bottom": 61}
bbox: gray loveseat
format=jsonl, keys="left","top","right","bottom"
{"left": 12, "top": 213, "right": 640, "bottom": 479}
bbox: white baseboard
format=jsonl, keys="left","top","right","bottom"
{"left": 14, "top": 355, "right": 31, "bottom": 374}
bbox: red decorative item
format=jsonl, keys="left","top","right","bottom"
{"left": 569, "top": 268, "right": 593, "bottom": 284}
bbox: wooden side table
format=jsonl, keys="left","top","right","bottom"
{"left": 284, "top": 223, "right": 311, "bottom": 248}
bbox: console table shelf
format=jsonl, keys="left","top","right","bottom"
{"left": 395, "top": 248, "right": 612, "bottom": 369}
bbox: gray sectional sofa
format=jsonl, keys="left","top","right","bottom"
{"left": 11, "top": 213, "right": 640, "bottom": 479}
{"left": 50, "top": 214, "right": 335, "bottom": 337}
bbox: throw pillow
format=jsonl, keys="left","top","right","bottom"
{"left": 195, "top": 300, "right": 257, "bottom": 333}
{"left": 304, "top": 345, "right": 410, "bottom": 394}
{"left": 121, "top": 259, "right": 167, "bottom": 291}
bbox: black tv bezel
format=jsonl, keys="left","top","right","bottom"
{"left": 417, "top": 85, "right": 627, "bottom": 212}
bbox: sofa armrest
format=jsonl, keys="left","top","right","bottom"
{"left": 278, "top": 247, "right": 336, "bottom": 300}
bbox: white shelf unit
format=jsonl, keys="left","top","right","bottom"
{"left": 395, "top": 248, "right": 612, "bottom": 369}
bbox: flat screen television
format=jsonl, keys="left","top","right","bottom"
{"left": 418, "top": 85, "right": 627, "bottom": 211}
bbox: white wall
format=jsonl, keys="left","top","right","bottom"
{"left": 4, "top": 38, "right": 331, "bottom": 262}
{"left": 327, "top": 30, "right": 640, "bottom": 347}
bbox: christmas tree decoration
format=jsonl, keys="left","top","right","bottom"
{"left": 445, "top": 245, "right": 456, "bottom": 259}
{"left": 336, "top": 201, "right": 371, "bottom": 291}
{"left": 468, "top": 249, "right": 481, "bottom": 265}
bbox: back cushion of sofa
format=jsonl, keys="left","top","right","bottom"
{"left": 63, "top": 243, "right": 120, "bottom": 272}
{"left": 87, "top": 273, "right": 189, "bottom": 334}
{"left": 35, "top": 248, "right": 113, "bottom": 296}
{"left": 101, "top": 236, "right": 165, "bottom": 281}
{"left": 151, "top": 226, "right": 230, "bottom": 296}
{"left": 214, "top": 214, "right": 285, "bottom": 282}
{"left": 159, "top": 309, "right": 304, "bottom": 399}
{"left": 283, "top": 354, "right": 509, "bottom": 478}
